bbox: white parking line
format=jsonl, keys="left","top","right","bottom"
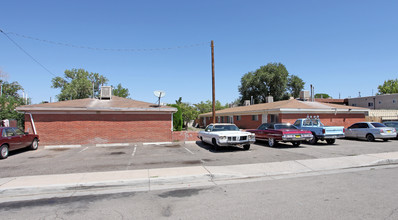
{"left": 78, "top": 147, "right": 89, "bottom": 153}
{"left": 184, "top": 147, "right": 195, "bottom": 155}
{"left": 132, "top": 146, "right": 137, "bottom": 157}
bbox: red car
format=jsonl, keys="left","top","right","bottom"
{"left": 0, "top": 127, "right": 39, "bottom": 159}
{"left": 248, "top": 123, "right": 313, "bottom": 147}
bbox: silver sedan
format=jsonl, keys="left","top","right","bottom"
{"left": 345, "top": 122, "right": 397, "bottom": 142}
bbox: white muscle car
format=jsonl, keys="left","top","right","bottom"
{"left": 198, "top": 123, "right": 256, "bottom": 150}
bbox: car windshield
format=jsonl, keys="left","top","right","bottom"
{"left": 212, "top": 125, "right": 239, "bottom": 131}
{"left": 371, "top": 122, "right": 386, "bottom": 128}
{"left": 274, "top": 124, "right": 297, "bottom": 130}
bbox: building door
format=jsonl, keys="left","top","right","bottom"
{"left": 270, "top": 114, "right": 279, "bottom": 123}
{"left": 262, "top": 114, "right": 268, "bottom": 124}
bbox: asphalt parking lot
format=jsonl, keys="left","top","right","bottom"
{"left": 1, "top": 139, "right": 397, "bottom": 178}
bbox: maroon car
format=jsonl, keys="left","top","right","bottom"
{"left": 0, "top": 127, "right": 39, "bottom": 159}
{"left": 248, "top": 123, "right": 313, "bottom": 147}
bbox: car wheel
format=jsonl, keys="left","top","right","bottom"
{"left": 268, "top": 138, "right": 276, "bottom": 147}
{"left": 0, "top": 144, "right": 9, "bottom": 159}
{"left": 308, "top": 135, "right": 318, "bottom": 145}
{"left": 200, "top": 137, "right": 205, "bottom": 144}
{"left": 366, "top": 134, "right": 375, "bottom": 142}
{"left": 30, "top": 138, "right": 39, "bottom": 150}
{"left": 292, "top": 142, "right": 300, "bottom": 147}
{"left": 326, "top": 139, "right": 335, "bottom": 145}
{"left": 212, "top": 138, "right": 219, "bottom": 151}
{"left": 243, "top": 144, "right": 250, "bottom": 150}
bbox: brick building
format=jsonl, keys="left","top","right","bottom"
{"left": 16, "top": 96, "right": 177, "bottom": 146}
{"left": 199, "top": 99, "right": 369, "bottom": 129}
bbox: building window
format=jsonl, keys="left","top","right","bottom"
{"left": 379, "top": 101, "right": 382, "bottom": 104}
{"left": 270, "top": 114, "right": 279, "bottom": 123}
{"left": 351, "top": 104, "right": 357, "bottom": 106}
{"left": 220, "top": 116, "right": 224, "bottom": 123}
{"left": 236, "top": 115, "right": 241, "bottom": 121}
{"left": 252, "top": 115, "right": 258, "bottom": 121}
{"left": 368, "top": 102, "right": 374, "bottom": 107}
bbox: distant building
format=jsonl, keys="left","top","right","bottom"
{"left": 315, "top": 98, "right": 348, "bottom": 105}
{"left": 199, "top": 99, "right": 369, "bottom": 129}
{"left": 348, "top": 93, "right": 398, "bottom": 110}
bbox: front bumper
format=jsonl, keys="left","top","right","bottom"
{"left": 217, "top": 136, "right": 256, "bottom": 146}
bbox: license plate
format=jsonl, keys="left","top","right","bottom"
{"left": 295, "top": 135, "right": 301, "bottom": 138}
{"left": 387, "top": 130, "right": 391, "bottom": 133}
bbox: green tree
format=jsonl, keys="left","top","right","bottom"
{"left": 112, "top": 83, "right": 130, "bottom": 98}
{"left": 0, "top": 80, "right": 25, "bottom": 128}
{"left": 171, "top": 104, "right": 183, "bottom": 131}
{"left": 171, "top": 97, "right": 200, "bottom": 128}
{"left": 238, "top": 63, "right": 290, "bottom": 103}
{"left": 1, "top": 80, "right": 23, "bottom": 97}
{"left": 51, "top": 68, "right": 108, "bottom": 101}
{"left": 378, "top": 79, "right": 398, "bottom": 94}
{"left": 314, "top": 93, "right": 331, "bottom": 99}
{"left": 194, "top": 100, "right": 227, "bottom": 114}
{"left": 288, "top": 75, "right": 305, "bottom": 98}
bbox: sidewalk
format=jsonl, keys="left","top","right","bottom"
{"left": 1, "top": 151, "right": 398, "bottom": 203}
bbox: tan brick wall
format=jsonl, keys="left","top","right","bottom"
{"left": 25, "top": 113, "right": 172, "bottom": 145}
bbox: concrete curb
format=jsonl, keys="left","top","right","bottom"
{"left": 44, "top": 145, "right": 82, "bottom": 149}
{"left": 1, "top": 151, "right": 398, "bottom": 202}
{"left": 43, "top": 141, "right": 198, "bottom": 149}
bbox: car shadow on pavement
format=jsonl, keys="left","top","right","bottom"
{"left": 195, "top": 141, "right": 248, "bottom": 153}
{"left": 254, "top": 140, "right": 305, "bottom": 149}
{"left": 343, "top": 138, "right": 393, "bottom": 143}
{"left": 6, "top": 147, "right": 32, "bottom": 158}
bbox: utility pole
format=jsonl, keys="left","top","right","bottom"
{"left": 211, "top": 40, "right": 216, "bottom": 124}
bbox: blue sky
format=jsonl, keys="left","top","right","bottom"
{"left": 1, "top": 0, "right": 397, "bottom": 105}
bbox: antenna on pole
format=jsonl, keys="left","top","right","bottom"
{"left": 153, "top": 90, "right": 166, "bottom": 106}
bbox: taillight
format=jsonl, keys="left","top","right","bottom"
{"left": 380, "top": 129, "right": 384, "bottom": 133}
{"left": 322, "top": 129, "right": 325, "bottom": 134}
{"left": 343, "top": 128, "right": 345, "bottom": 133}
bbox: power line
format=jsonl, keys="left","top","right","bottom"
{"left": 0, "top": 29, "right": 58, "bottom": 77}
{"left": 6, "top": 31, "right": 210, "bottom": 52}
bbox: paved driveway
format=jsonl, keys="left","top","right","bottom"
{"left": 1, "top": 139, "right": 397, "bottom": 178}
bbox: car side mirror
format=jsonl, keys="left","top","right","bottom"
{"left": 24, "top": 132, "right": 29, "bottom": 135}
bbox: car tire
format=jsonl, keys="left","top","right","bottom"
{"left": 212, "top": 138, "right": 219, "bottom": 151}
{"left": 0, "top": 144, "right": 9, "bottom": 159}
{"left": 243, "top": 144, "right": 250, "bottom": 150}
{"left": 366, "top": 134, "right": 375, "bottom": 142}
{"left": 308, "top": 134, "right": 318, "bottom": 145}
{"left": 30, "top": 138, "right": 39, "bottom": 150}
{"left": 292, "top": 142, "right": 300, "bottom": 147}
{"left": 200, "top": 137, "right": 205, "bottom": 144}
{"left": 326, "top": 139, "right": 335, "bottom": 145}
{"left": 268, "top": 138, "right": 276, "bottom": 147}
